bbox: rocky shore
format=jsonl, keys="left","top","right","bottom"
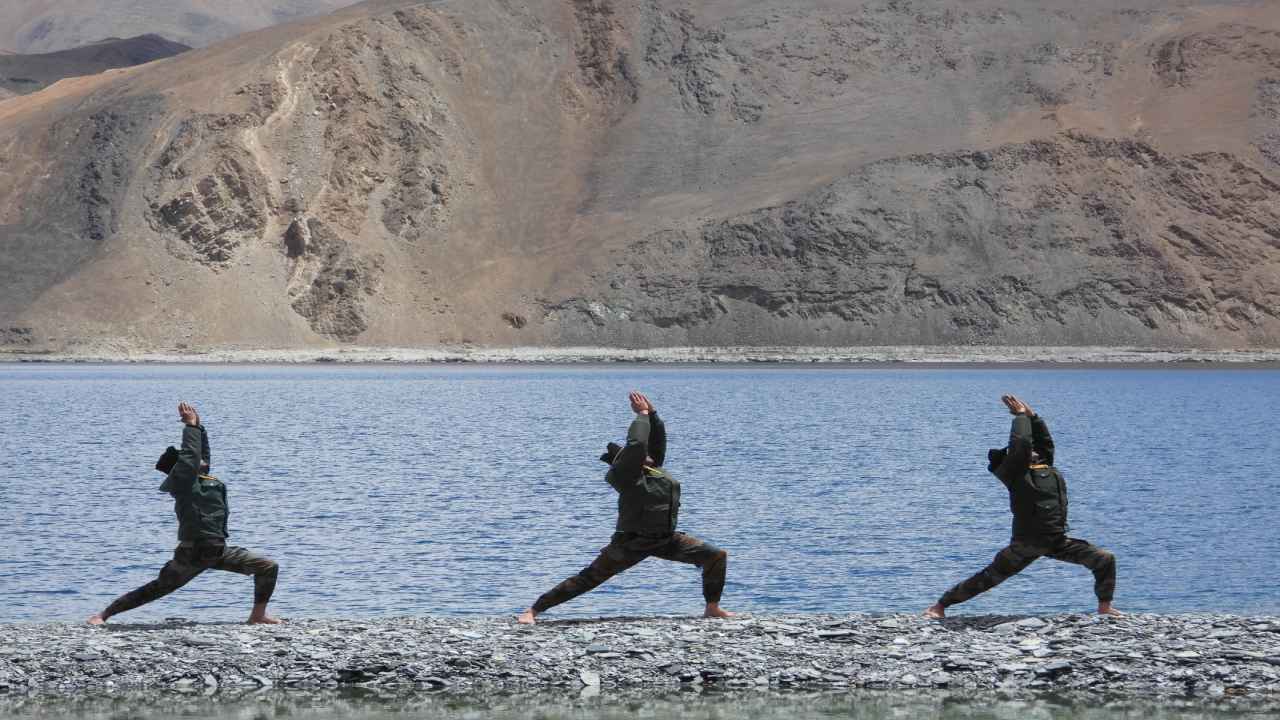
{"left": 5, "top": 345, "right": 1280, "bottom": 365}
{"left": 2, "top": 614, "right": 1278, "bottom": 701}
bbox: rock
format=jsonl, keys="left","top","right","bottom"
{"left": 181, "top": 636, "right": 219, "bottom": 648}
{"left": 700, "top": 668, "right": 726, "bottom": 683}
{"left": 1035, "top": 661, "right": 1073, "bottom": 678}
{"left": 0, "top": 612, "right": 1276, "bottom": 700}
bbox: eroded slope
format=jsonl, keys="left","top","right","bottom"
{"left": 1, "top": 0, "right": 1278, "bottom": 352}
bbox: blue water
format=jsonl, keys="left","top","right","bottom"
{"left": 0, "top": 364, "right": 1276, "bottom": 624}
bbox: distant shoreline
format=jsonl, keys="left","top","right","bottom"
{"left": 4, "top": 345, "right": 1280, "bottom": 367}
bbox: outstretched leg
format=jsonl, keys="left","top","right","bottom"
{"left": 925, "top": 540, "right": 1043, "bottom": 618}
{"left": 653, "top": 533, "right": 732, "bottom": 618}
{"left": 518, "top": 542, "right": 646, "bottom": 624}
{"left": 1047, "top": 537, "right": 1119, "bottom": 615}
{"left": 214, "top": 546, "right": 282, "bottom": 624}
{"left": 88, "top": 546, "right": 210, "bottom": 624}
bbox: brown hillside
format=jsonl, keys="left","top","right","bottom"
{"left": 1, "top": 0, "right": 1278, "bottom": 353}
{"left": 0, "top": 34, "right": 190, "bottom": 96}
{"left": 0, "top": 1, "right": 355, "bottom": 54}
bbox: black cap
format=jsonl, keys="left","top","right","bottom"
{"left": 600, "top": 442, "right": 622, "bottom": 464}
{"left": 156, "top": 446, "right": 180, "bottom": 474}
{"left": 987, "top": 448, "right": 1007, "bottom": 474}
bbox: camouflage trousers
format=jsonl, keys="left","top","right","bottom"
{"left": 532, "top": 532, "right": 728, "bottom": 613}
{"left": 939, "top": 535, "right": 1116, "bottom": 607}
{"left": 103, "top": 542, "right": 279, "bottom": 619}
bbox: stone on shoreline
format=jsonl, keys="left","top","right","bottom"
{"left": 1, "top": 613, "right": 1278, "bottom": 701}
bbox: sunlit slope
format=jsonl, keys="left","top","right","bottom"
{"left": 1, "top": 0, "right": 1278, "bottom": 353}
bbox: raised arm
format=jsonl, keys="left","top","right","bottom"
{"left": 161, "top": 402, "right": 204, "bottom": 493}
{"left": 606, "top": 413, "right": 651, "bottom": 489}
{"left": 648, "top": 409, "right": 667, "bottom": 468}
{"left": 995, "top": 395, "right": 1034, "bottom": 482}
{"left": 1030, "top": 414, "right": 1054, "bottom": 465}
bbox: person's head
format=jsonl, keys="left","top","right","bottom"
{"left": 156, "top": 446, "right": 180, "bottom": 474}
{"left": 600, "top": 442, "right": 622, "bottom": 465}
{"left": 987, "top": 446, "right": 1049, "bottom": 473}
{"left": 154, "top": 442, "right": 212, "bottom": 476}
{"left": 986, "top": 447, "right": 1006, "bottom": 474}
{"left": 599, "top": 442, "right": 654, "bottom": 467}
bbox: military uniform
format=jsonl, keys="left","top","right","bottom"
{"left": 100, "top": 424, "right": 279, "bottom": 619}
{"left": 531, "top": 411, "right": 728, "bottom": 614}
{"left": 937, "top": 413, "right": 1116, "bottom": 608}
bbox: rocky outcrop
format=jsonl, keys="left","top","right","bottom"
{"left": 1255, "top": 79, "right": 1280, "bottom": 168}
{"left": 549, "top": 133, "right": 1280, "bottom": 346}
{"left": 286, "top": 219, "right": 383, "bottom": 341}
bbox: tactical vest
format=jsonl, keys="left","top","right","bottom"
{"left": 174, "top": 474, "right": 229, "bottom": 542}
{"left": 1010, "top": 464, "right": 1069, "bottom": 538}
{"left": 616, "top": 467, "right": 682, "bottom": 536}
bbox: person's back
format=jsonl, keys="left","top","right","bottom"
{"left": 606, "top": 410, "right": 682, "bottom": 537}
{"left": 989, "top": 412, "right": 1068, "bottom": 540}
{"left": 158, "top": 424, "right": 230, "bottom": 544}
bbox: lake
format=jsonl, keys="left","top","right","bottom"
{"left": 0, "top": 364, "right": 1276, "bottom": 623}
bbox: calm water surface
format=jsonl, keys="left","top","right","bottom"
{"left": 0, "top": 364, "right": 1277, "bottom": 623}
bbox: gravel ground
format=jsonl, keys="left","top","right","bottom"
{"left": 2, "top": 613, "right": 1279, "bottom": 701}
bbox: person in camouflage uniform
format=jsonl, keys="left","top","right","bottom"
{"left": 925, "top": 395, "right": 1120, "bottom": 618}
{"left": 88, "top": 402, "right": 281, "bottom": 625}
{"left": 518, "top": 392, "right": 731, "bottom": 624}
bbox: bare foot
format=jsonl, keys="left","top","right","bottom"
{"left": 517, "top": 609, "right": 538, "bottom": 625}
{"left": 247, "top": 613, "right": 283, "bottom": 625}
{"left": 1098, "top": 602, "right": 1123, "bottom": 617}
{"left": 703, "top": 602, "right": 733, "bottom": 619}
{"left": 923, "top": 604, "right": 946, "bottom": 619}
{"left": 86, "top": 613, "right": 106, "bottom": 626}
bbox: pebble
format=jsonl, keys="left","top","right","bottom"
{"left": 0, "top": 613, "right": 1276, "bottom": 702}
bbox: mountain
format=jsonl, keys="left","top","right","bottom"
{"left": 1, "top": 0, "right": 1278, "bottom": 354}
{"left": 0, "top": 34, "right": 190, "bottom": 97}
{"left": 0, "top": 1, "right": 356, "bottom": 54}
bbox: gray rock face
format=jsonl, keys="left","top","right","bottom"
{"left": 1, "top": 613, "right": 1279, "bottom": 702}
